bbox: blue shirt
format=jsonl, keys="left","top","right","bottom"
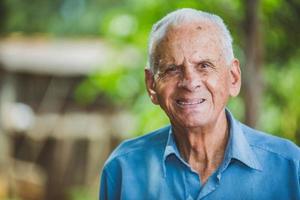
{"left": 100, "top": 110, "right": 300, "bottom": 200}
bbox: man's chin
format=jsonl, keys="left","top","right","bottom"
{"left": 174, "top": 117, "right": 211, "bottom": 129}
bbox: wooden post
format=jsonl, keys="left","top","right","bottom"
{"left": 243, "top": 0, "right": 264, "bottom": 127}
{"left": 0, "top": 72, "right": 17, "bottom": 198}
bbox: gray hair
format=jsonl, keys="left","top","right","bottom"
{"left": 147, "top": 8, "right": 234, "bottom": 73}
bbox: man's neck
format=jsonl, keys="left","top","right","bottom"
{"left": 172, "top": 111, "right": 229, "bottom": 184}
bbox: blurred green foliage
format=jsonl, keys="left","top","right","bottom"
{"left": 1, "top": 0, "right": 300, "bottom": 142}
{"left": 260, "top": 57, "right": 300, "bottom": 142}
{"left": 1, "top": 1, "right": 299, "bottom": 200}
{"left": 68, "top": 186, "right": 95, "bottom": 200}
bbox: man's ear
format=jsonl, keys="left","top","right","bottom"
{"left": 145, "top": 68, "right": 159, "bottom": 105}
{"left": 229, "top": 59, "right": 241, "bottom": 97}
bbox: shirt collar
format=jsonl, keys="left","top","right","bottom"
{"left": 162, "top": 127, "right": 188, "bottom": 176}
{"left": 221, "top": 109, "right": 262, "bottom": 172}
{"left": 164, "top": 128, "right": 179, "bottom": 158}
{"left": 162, "top": 108, "right": 262, "bottom": 176}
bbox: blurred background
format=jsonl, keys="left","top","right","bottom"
{"left": 0, "top": 0, "right": 299, "bottom": 199}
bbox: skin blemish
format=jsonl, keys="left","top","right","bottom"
{"left": 196, "top": 26, "right": 202, "bottom": 30}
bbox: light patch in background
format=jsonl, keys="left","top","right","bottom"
{"left": 2, "top": 103, "right": 35, "bottom": 132}
{"left": 108, "top": 14, "right": 137, "bottom": 37}
{"left": 110, "top": 111, "right": 137, "bottom": 139}
{"left": 60, "top": 0, "right": 86, "bottom": 22}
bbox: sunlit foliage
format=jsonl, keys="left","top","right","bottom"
{"left": 2, "top": 0, "right": 300, "bottom": 142}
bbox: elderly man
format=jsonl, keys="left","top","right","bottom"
{"left": 100, "top": 8, "right": 300, "bottom": 200}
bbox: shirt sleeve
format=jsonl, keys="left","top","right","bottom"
{"left": 99, "top": 167, "right": 120, "bottom": 200}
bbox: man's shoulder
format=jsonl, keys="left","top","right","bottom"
{"left": 105, "top": 125, "right": 170, "bottom": 164}
{"left": 240, "top": 123, "right": 300, "bottom": 161}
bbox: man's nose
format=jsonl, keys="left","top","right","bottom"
{"left": 177, "top": 66, "right": 201, "bottom": 91}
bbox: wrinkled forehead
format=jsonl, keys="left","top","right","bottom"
{"left": 153, "top": 21, "right": 224, "bottom": 69}
{"left": 166, "top": 20, "right": 220, "bottom": 38}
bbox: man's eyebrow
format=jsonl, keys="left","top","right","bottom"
{"left": 195, "top": 58, "right": 216, "bottom": 63}
{"left": 157, "top": 58, "right": 177, "bottom": 66}
{"left": 158, "top": 63, "right": 177, "bottom": 70}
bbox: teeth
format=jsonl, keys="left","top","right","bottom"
{"left": 177, "top": 99, "right": 205, "bottom": 105}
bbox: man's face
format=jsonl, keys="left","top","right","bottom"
{"left": 145, "top": 22, "right": 241, "bottom": 129}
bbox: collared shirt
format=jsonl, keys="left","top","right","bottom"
{"left": 99, "top": 110, "right": 300, "bottom": 200}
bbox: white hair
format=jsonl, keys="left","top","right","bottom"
{"left": 147, "top": 8, "right": 234, "bottom": 73}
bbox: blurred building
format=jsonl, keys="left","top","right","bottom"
{"left": 0, "top": 37, "right": 135, "bottom": 200}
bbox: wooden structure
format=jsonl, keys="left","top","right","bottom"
{"left": 0, "top": 37, "right": 137, "bottom": 200}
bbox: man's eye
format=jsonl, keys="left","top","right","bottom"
{"left": 165, "top": 65, "right": 180, "bottom": 73}
{"left": 156, "top": 65, "right": 179, "bottom": 79}
{"left": 166, "top": 67, "right": 177, "bottom": 72}
{"left": 200, "top": 62, "right": 210, "bottom": 68}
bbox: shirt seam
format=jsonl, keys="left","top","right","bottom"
{"left": 104, "top": 167, "right": 116, "bottom": 185}
{"left": 249, "top": 143, "right": 300, "bottom": 163}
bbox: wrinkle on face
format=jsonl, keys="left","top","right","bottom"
{"left": 148, "top": 20, "right": 235, "bottom": 130}
{"left": 154, "top": 21, "right": 227, "bottom": 73}
{"left": 145, "top": 19, "right": 241, "bottom": 184}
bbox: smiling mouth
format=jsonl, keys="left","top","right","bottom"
{"left": 176, "top": 98, "right": 206, "bottom": 106}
